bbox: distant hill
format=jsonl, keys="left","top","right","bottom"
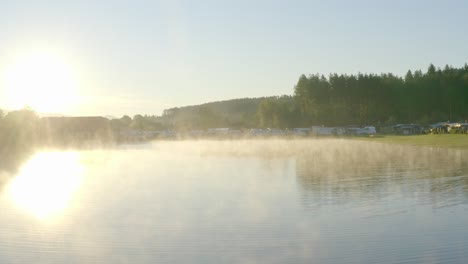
{"left": 159, "top": 97, "right": 278, "bottom": 129}
{"left": 37, "top": 112, "right": 66, "bottom": 118}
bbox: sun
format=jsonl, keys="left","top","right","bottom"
{"left": 1, "top": 51, "right": 80, "bottom": 113}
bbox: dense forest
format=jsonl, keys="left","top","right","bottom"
{"left": 288, "top": 63, "right": 468, "bottom": 127}
{"left": 156, "top": 63, "right": 468, "bottom": 129}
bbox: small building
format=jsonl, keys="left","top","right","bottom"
{"left": 158, "top": 130, "right": 177, "bottom": 138}
{"left": 292, "top": 128, "right": 310, "bottom": 136}
{"left": 344, "top": 126, "right": 376, "bottom": 136}
{"left": 311, "top": 126, "right": 334, "bottom": 136}
{"left": 42, "top": 116, "right": 112, "bottom": 142}
{"left": 429, "top": 122, "right": 451, "bottom": 134}
{"left": 207, "top": 128, "right": 230, "bottom": 136}
{"left": 445, "top": 123, "right": 468, "bottom": 134}
{"left": 189, "top": 130, "right": 205, "bottom": 137}
{"left": 334, "top": 127, "right": 347, "bottom": 135}
{"left": 393, "top": 124, "right": 424, "bottom": 135}
{"left": 310, "top": 126, "right": 348, "bottom": 136}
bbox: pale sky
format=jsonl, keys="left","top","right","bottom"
{"left": 0, "top": 0, "right": 467, "bottom": 116}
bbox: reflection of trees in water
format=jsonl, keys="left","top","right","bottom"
{"left": 0, "top": 148, "right": 32, "bottom": 174}
{"left": 0, "top": 108, "right": 109, "bottom": 182}
{"left": 295, "top": 143, "right": 468, "bottom": 210}
{"left": 192, "top": 139, "right": 468, "bottom": 210}
{"left": 0, "top": 146, "right": 33, "bottom": 188}
{"left": 0, "top": 109, "right": 39, "bottom": 184}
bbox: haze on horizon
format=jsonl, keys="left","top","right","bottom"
{"left": 0, "top": 0, "right": 467, "bottom": 117}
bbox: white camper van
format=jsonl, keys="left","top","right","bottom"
{"left": 357, "top": 126, "right": 376, "bottom": 135}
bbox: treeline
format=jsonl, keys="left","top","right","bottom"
{"left": 262, "top": 63, "right": 468, "bottom": 127}
{"left": 3, "top": 63, "right": 467, "bottom": 140}
{"left": 109, "top": 114, "right": 165, "bottom": 131}
{"left": 157, "top": 63, "right": 468, "bottom": 129}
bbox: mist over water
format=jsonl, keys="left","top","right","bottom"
{"left": 1, "top": 139, "right": 468, "bottom": 263}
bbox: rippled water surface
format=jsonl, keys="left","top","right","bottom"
{"left": 1, "top": 139, "right": 468, "bottom": 264}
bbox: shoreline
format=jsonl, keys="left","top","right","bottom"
{"left": 355, "top": 134, "right": 468, "bottom": 149}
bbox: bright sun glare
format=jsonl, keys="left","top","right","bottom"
{"left": 7, "top": 152, "right": 85, "bottom": 220}
{"left": 1, "top": 52, "right": 80, "bottom": 113}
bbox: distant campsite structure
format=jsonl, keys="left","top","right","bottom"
{"left": 34, "top": 116, "right": 468, "bottom": 144}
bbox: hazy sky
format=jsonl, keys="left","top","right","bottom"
{"left": 0, "top": 0, "right": 467, "bottom": 116}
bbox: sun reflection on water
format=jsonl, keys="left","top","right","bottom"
{"left": 7, "top": 152, "right": 84, "bottom": 220}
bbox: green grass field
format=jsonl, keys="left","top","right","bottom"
{"left": 358, "top": 134, "right": 468, "bottom": 149}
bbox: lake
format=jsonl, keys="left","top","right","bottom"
{"left": 1, "top": 139, "right": 468, "bottom": 264}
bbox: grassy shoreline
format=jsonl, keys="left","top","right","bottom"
{"left": 357, "top": 134, "right": 468, "bottom": 149}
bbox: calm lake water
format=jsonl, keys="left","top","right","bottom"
{"left": 1, "top": 139, "right": 468, "bottom": 264}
